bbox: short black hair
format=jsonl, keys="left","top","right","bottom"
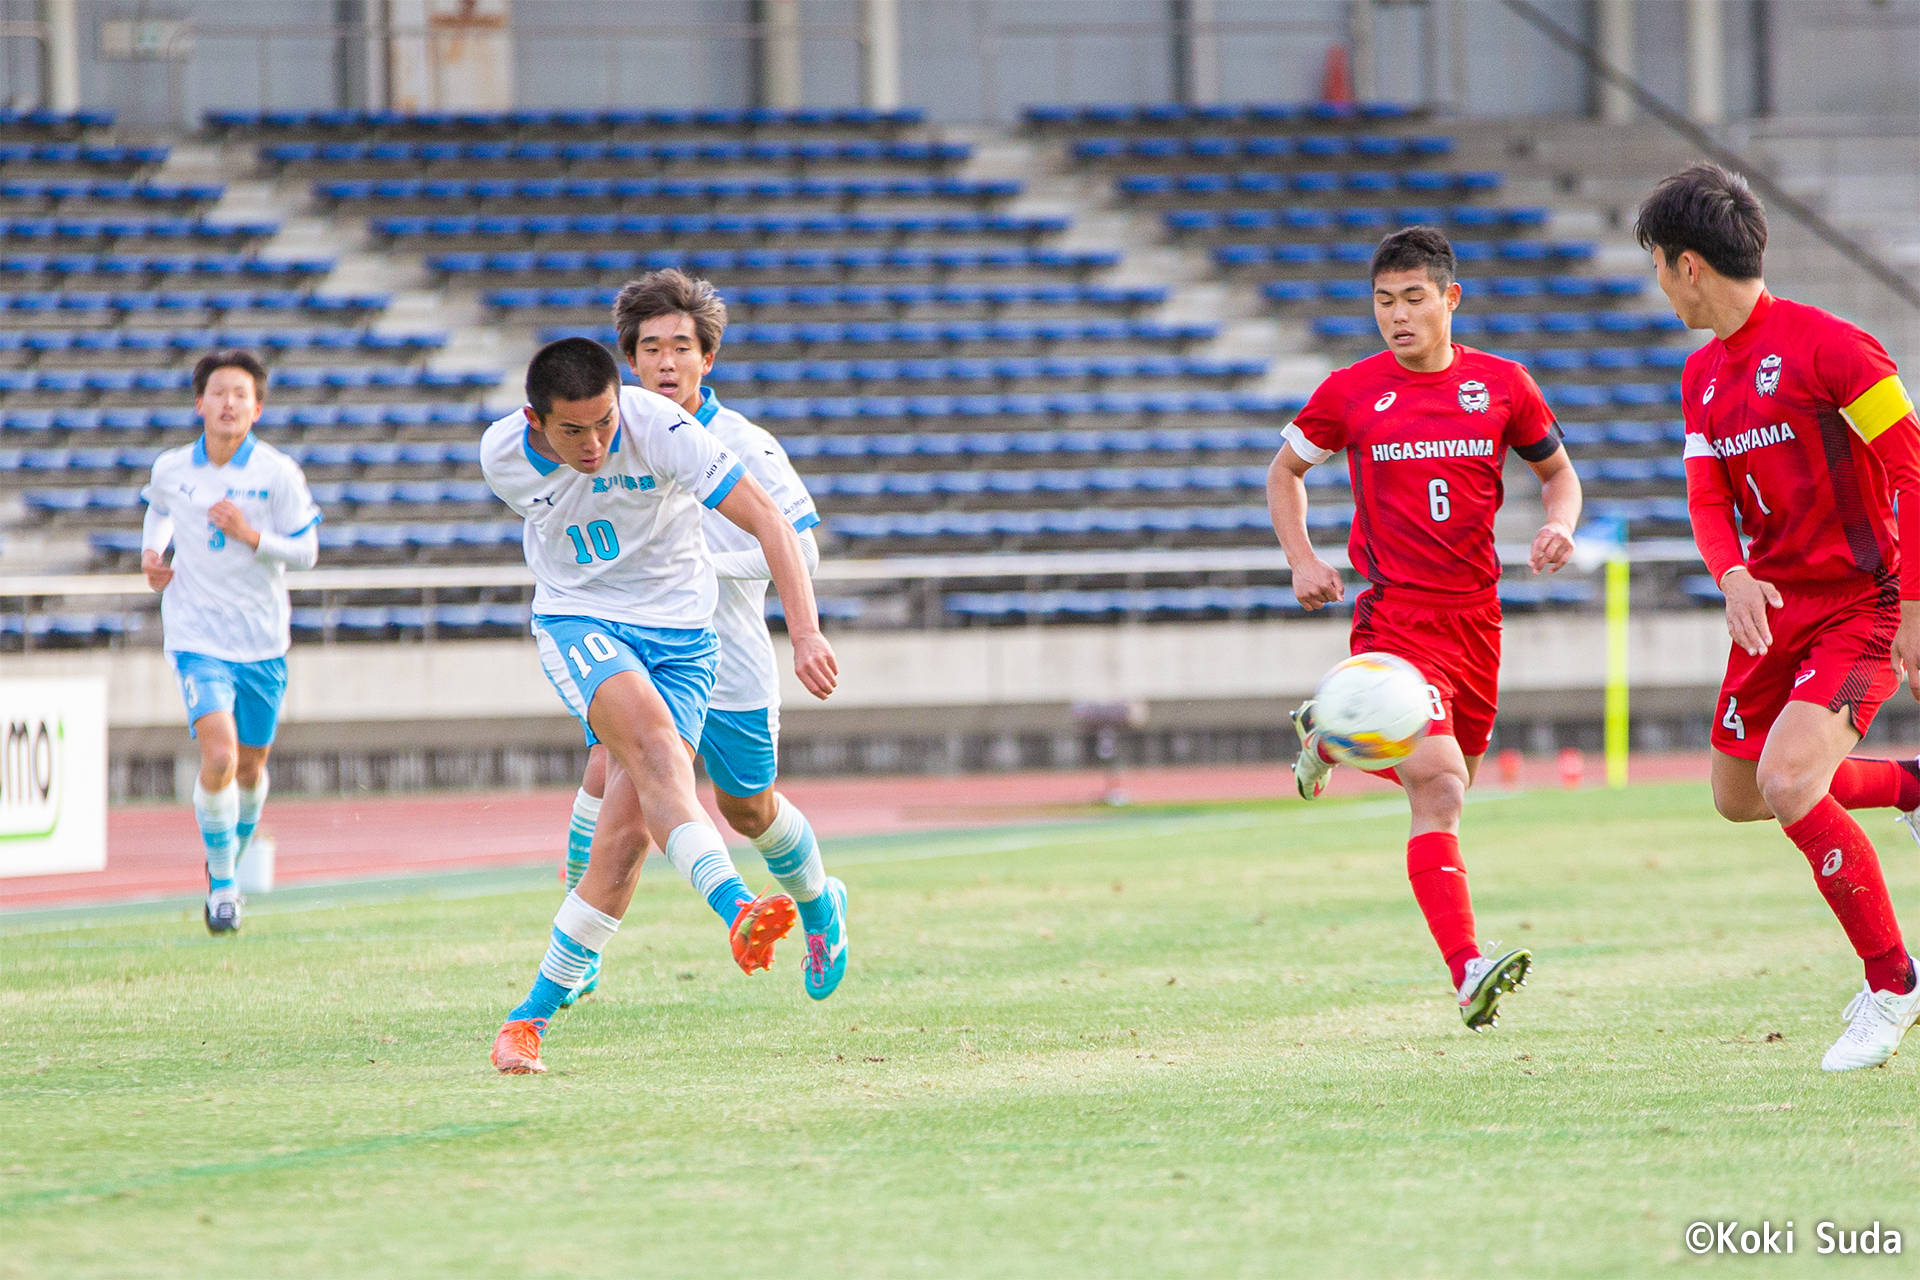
{"left": 192, "top": 349, "right": 268, "bottom": 399}
{"left": 1634, "top": 163, "right": 1767, "bottom": 280}
{"left": 525, "top": 336, "right": 621, "bottom": 418}
{"left": 1370, "top": 226, "right": 1456, "bottom": 289}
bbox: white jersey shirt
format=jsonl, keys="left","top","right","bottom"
{"left": 142, "top": 433, "right": 323, "bottom": 662}
{"left": 694, "top": 388, "right": 821, "bottom": 712}
{"left": 480, "top": 385, "right": 743, "bottom": 630}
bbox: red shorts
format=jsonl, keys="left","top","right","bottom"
{"left": 1713, "top": 579, "right": 1899, "bottom": 760}
{"left": 1350, "top": 584, "right": 1503, "bottom": 758}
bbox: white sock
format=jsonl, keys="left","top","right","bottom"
{"left": 236, "top": 773, "right": 269, "bottom": 856}
{"left": 193, "top": 779, "right": 239, "bottom": 886}
{"left": 665, "top": 821, "right": 752, "bottom": 921}
{"left": 750, "top": 794, "right": 826, "bottom": 903}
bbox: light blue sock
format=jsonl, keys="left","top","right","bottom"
{"left": 565, "top": 788, "right": 601, "bottom": 891}
{"left": 235, "top": 774, "right": 268, "bottom": 860}
{"left": 665, "top": 822, "right": 755, "bottom": 923}
{"left": 752, "top": 794, "right": 830, "bottom": 933}
{"left": 193, "top": 780, "right": 239, "bottom": 893}
{"left": 508, "top": 893, "right": 620, "bottom": 1025}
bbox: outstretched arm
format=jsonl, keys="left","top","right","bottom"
{"left": 714, "top": 475, "right": 838, "bottom": 699}
{"left": 1523, "top": 445, "right": 1581, "bottom": 573}
{"left": 1265, "top": 443, "right": 1344, "bottom": 610}
{"left": 710, "top": 527, "right": 819, "bottom": 581}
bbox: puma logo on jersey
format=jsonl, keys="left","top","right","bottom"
{"left": 1374, "top": 392, "right": 1397, "bottom": 411}
{"left": 1705, "top": 421, "right": 1797, "bottom": 459}
{"left": 1369, "top": 438, "right": 1495, "bottom": 462}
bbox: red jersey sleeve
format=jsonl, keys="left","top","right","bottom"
{"left": 1500, "top": 363, "right": 1560, "bottom": 461}
{"left": 1283, "top": 368, "right": 1350, "bottom": 465}
{"left": 1814, "top": 323, "right": 1920, "bottom": 598}
{"left": 1681, "top": 356, "right": 1747, "bottom": 583}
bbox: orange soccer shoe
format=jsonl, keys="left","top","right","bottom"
{"left": 491, "top": 1018, "right": 548, "bottom": 1074}
{"left": 729, "top": 888, "right": 799, "bottom": 975}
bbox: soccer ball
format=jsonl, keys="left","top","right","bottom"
{"left": 1310, "top": 652, "right": 1432, "bottom": 772}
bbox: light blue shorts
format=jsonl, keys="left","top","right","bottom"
{"left": 699, "top": 705, "right": 780, "bottom": 798}
{"left": 168, "top": 651, "right": 288, "bottom": 748}
{"left": 532, "top": 615, "right": 718, "bottom": 750}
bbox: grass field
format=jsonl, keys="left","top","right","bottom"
{"left": 5, "top": 782, "right": 1920, "bottom": 1278}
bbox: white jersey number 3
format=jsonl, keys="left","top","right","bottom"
{"left": 1428, "top": 478, "right": 1451, "bottom": 522}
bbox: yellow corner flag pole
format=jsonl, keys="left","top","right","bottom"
{"left": 1604, "top": 554, "right": 1630, "bottom": 788}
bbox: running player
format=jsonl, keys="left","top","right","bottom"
{"left": 555, "top": 269, "right": 848, "bottom": 1009}
{"left": 481, "top": 337, "right": 836, "bottom": 1074}
{"left": 1267, "top": 226, "right": 1583, "bottom": 1029}
{"left": 1640, "top": 163, "right": 1920, "bottom": 1071}
{"left": 140, "top": 349, "right": 321, "bottom": 934}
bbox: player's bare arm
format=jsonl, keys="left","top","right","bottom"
{"left": 1524, "top": 446, "right": 1581, "bottom": 574}
{"left": 1266, "top": 442, "right": 1343, "bottom": 609}
{"left": 714, "top": 475, "right": 839, "bottom": 700}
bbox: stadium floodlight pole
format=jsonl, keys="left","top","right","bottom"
{"left": 1500, "top": 0, "right": 1920, "bottom": 314}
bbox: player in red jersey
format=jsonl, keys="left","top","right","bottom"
{"left": 1267, "top": 226, "right": 1583, "bottom": 1029}
{"left": 1640, "top": 164, "right": 1920, "bottom": 1071}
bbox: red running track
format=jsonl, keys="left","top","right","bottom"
{"left": 0, "top": 753, "right": 1720, "bottom": 911}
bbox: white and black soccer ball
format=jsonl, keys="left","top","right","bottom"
{"left": 1311, "top": 652, "right": 1432, "bottom": 771}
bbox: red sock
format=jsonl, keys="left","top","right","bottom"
{"left": 1829, "top": 758, "right": 1920, "bottom": 812}
{"left": 1407, "top": 832, "right": 1478, "bottom": 988}
{"left": 1781, "top": 797, "right": 1913, "bottom": 993}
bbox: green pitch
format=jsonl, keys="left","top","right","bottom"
{"left": 4, "top": 783, "right": 1919, "bottom": 1278}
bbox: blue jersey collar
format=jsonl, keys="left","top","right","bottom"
{"left": 521, "top": 422, "right": 560, "bottom": 476}
{"left": 194, "top": 432, "right": 256, "bottom": 468}
{"left": 693, "top": 385, "right": 720, "bottom": 427}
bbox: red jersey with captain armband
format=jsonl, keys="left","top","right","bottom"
{"left": 1286, "top": 345, "right": 1562, "bottom": 593}
{"left": 1682, "top": 290, "right": 1920, "bottom": 598}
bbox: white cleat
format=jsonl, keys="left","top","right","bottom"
{"left": 1291, "top": 701, "right": 1334, "bottom": 800}
{"left": 1457, "top": 943, "right": 1531, "bottom": 1031}
{"left": 1821, "top": 969, "right": 1920, "bottom": 1072}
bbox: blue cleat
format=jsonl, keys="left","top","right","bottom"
{"left": 802, "top": 877, "right": 849, "bottom": 1001}
{"left": 558, "top": 952, "right": 601, "bottom": 1009}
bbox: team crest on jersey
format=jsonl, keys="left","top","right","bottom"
{"left": 1456, "top": 380, "right": 1490, "bottom": 413}
{"left": 1756, "top": 353, "right": 1783, "bottom": 396}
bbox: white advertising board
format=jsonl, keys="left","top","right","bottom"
{"left": 0, "top": 678, "right": 107, "bottom": 878}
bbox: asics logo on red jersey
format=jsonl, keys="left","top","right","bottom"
{"left": 1457, "top": 380, "right": 1490, "bottom": 413}
{"left": 1756, "top": 353, "right": 1783, "bottom": 396}
{"left": 1705, "top": 422, "right": 1797, "bottom": 459}
{"left": 1794, "top": 669, "right": 1817, "bottom": 688}
{"left": 1369, "top": 438, "right": 1495, "bottom": 462}
{"left": 1822, "top": 848, "right": 1844, "bottom": 877}
{"left": 1374, "top": 392, "right": 1397, "bottom": 411}
{"left": 1702, "top": 382, "right": 1716, "bottom": 405}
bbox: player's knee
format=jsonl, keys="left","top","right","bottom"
{"left": 1407, "top": 770, "right": 1467, "bottom": 823}
{"left": 715, "top": 789, "right": 775, "bottom": 840}
{"left": 1711, "top": 784, "right": 1770, "bottom": 822}
{"left": 199, "top": 743, "right": 237, "bottom": 786}
{"left": 1755, "top": 761, "right": 1820, "bottom": 820}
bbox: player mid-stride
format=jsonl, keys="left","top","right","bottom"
{"left": 481, "top": 337, "right": 836, "bottom": 1074}
{"left": 553, "top": 269, "right": 847, "bottom": 1010}
{"left": 1641, "top": 164, "right": 1920, "bottom": 1071}
{"left": 1267, "top": 226, "right": 1583, "bottom": 1029}
{"left": 140, "top": 350, "right": 322, "bottom": 935}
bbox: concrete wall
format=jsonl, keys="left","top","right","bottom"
{"left": 11, "top": 0, "right": 1914, "bottom": 129}
{"left": 9, "top": 609, "right": 1733, "bottom": 756}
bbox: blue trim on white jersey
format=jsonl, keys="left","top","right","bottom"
{"left": 694, "top": 385, "right": 720, "bottom": 427}
{"left": 287, "top": 513, "right": 324, "bottom": 537}
{"left": 702, "top": 460, "right": 746, "bottom": 509}
{"left": 792, "top": 511, "right": 820, "bottom": 533}
{"left": 190, "top": 433, "right": 258, "bottom": 469}
{"left": 610, "top": 425, "right": 623, "bottom": 453}
{"left": 522, "top": 424, "right": 560, "bottom": 476}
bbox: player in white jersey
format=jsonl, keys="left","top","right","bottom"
{"left": 481, "top": 337, "right": 837, "bottom": 1074}
{"left": 553, "top": 269, "right": 849, "bottom": 1008}
{"left": 139, "top": 350, "right": 322, "bottom": 934}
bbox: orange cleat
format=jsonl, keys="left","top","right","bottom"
{"left": 729, "top": 888, "right": 798, "bottom": 974}
{"left": 491, "top": 1018, "right": 548, "bottom": 1074}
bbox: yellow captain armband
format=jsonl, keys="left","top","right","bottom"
{"left": 1840, "top": 374, "right": 1916, "bottom": 443}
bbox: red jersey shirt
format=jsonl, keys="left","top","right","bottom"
{"left": 1682, "top": 290, "right": 1920, "bottom": 598}
{"left": 1288, "top": 345, "right": 1560, "bottom": 594}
